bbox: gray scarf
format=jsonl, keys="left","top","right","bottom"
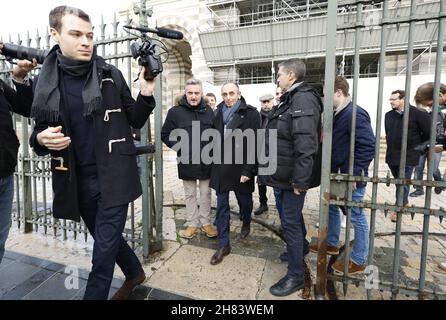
{"left": 222, "top": 99, "right": 241, "bottom": 128}
{"left": 31, "top": 45, "right": 102, "bottom": 122}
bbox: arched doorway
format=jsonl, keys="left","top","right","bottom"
{"left": 158, "top": 24, "right": 193, "bottom": 115}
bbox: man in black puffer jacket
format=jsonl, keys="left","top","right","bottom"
{"left": 259, "top": 58, "right": 322, "bottom": 297}
{"left": 0, "top": 42, "right": 36, "bottom": 264}
{"left": 161, "top": 78, "right": 217, "bottom": 240}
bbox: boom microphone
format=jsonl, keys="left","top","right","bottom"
{"left": 155, "top": 28, "right": 184, "bottom": 40}
{"left": 123, "top": 25, "right": 183, "bottom": 40}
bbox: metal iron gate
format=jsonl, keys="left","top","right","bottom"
{"left": 317, "top": 0, "right": 446, "bottom": 299}
{"left": 0, "top": 0, "right": 164, "bottom": 260}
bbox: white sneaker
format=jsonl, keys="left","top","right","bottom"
{"left": 439, "top": 262, "right": 446, "bottom": 272}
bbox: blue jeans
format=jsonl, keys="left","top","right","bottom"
{"left": 388, "top": 165, "right": 415, "bottom": 206}
{"left": 78, "top": 174, "right": 144, "bottom": 300}
{"left": 0, "top": 175, "right": 14, "bottom": 264}
{"left": 414, "top": 152, "right": 442, "bottom": 190}
{"left": 328, "top": 186, "right": 369, "bottom": 265}
{"left": 275, "top": 189, "right": 306, "bottom": 280}
{"left": 215, "top": 191, "right": 252, "bottom": 248}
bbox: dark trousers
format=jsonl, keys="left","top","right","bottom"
{"left": 273, "top": 187, "right": 283, "bottom": 219}
{"left": 388, "top": 165, "right": 415, "bottom": 206}
{"left": 216, "top": 191, "right": 253, "bottom": 248}
{"left": 258, "top": 184, "right": 268, "bottom": 205}
{"left": 0, "top": 175, "right": 14, "bottom": 264}
{"left": 78, "top": 174, "right": 143, "bottom": 300}
{"left": 275, "top": 188, "right": 306, "bottom": 280}
{"left": 414, "top": 153, "right": 442, "bottom": 190}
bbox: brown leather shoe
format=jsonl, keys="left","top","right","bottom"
{"left": 178, "top": 226, "right": 198, "bottom": 239}
{"left": 240, "top": 222, "right": 250, "bottom": 239}
{"left": 332, "top": 259, "right": 366, "bottom": 275}
{"left": 110, "top": 271, "right": 146, "bottom": 300}
{"left": 201, "top": 224, "right": 217, "bottom": 238}
{"left": 309, "top": 239, "right": 339, "bottom": 255}
{"left": 210, "top": 246, "right": 231, "bottom": 265}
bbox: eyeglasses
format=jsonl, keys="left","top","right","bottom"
{"left": 261, "top": 100, "right": 271, "bottom": 103}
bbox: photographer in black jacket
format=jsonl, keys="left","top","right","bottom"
{"left": 0, "top": 41, "right": 37, "bottom": 264}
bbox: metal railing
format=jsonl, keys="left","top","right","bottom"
{"left": 318, "top": 0, "right": 446, "bottom": 300}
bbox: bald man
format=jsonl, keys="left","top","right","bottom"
{"left": 209, "top": 82, "right": 260, "bottom": 265}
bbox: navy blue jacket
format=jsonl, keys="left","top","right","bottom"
{"left": 331, "top": 102, "right": 375, "bottom": 183}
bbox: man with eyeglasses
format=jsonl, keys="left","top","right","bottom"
{"left": 385, "top": 90, "right": 430, "bottom": 222}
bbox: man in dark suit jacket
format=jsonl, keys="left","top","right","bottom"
{"left": 209, "top": 82, "right": 260, "bottom": 265}
{"left": 385, "top": 89, "right": 431, "bottom": 222}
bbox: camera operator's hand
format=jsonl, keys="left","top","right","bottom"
{"left": 37, "top": 126, "right": 71, "bottom": 151}
{"left": 139, "top": 66, "right": 156, "bottom": 97}
{"left": 0, "top": 41, "right": 37, "bottom": 82}
{"left": 13, "top": 58, "right": 38, "bottom": 82}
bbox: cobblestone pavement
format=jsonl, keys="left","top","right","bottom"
{"left": 4, "top": 148, "right": 446, "bottom": 300}
{"left": 161, "top": 149, "right": 446, "bottom": 299}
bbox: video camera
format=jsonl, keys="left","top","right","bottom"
{"left": 1, "top": 43, "right": 49, "bottom": 64}
{"left": 123, "top": 24, "right": 183, "bottom": 81}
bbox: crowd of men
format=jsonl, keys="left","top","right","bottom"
{"left": 1, "top": 5, "right": 446, "bottom": 300}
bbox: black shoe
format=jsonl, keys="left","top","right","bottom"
{"left": 410, "top": 189, "right": 424, "bottom": 197}
{"left": 210, "top": 246, "right": 231, "bottom": 265}
{"left": 254, "top": 204, "right": 268, "bottom": 216}
{"left": 434, "top": 187, "right": 444, "bottom": 194}
{"left": 279, "top": 251, "right": 288, "bottom": 262}
{"left": 240, "top": 222, "right": 251, "bottom": 239}
{"left": 269, "top": 275, "right": 304, "bottom": 297}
